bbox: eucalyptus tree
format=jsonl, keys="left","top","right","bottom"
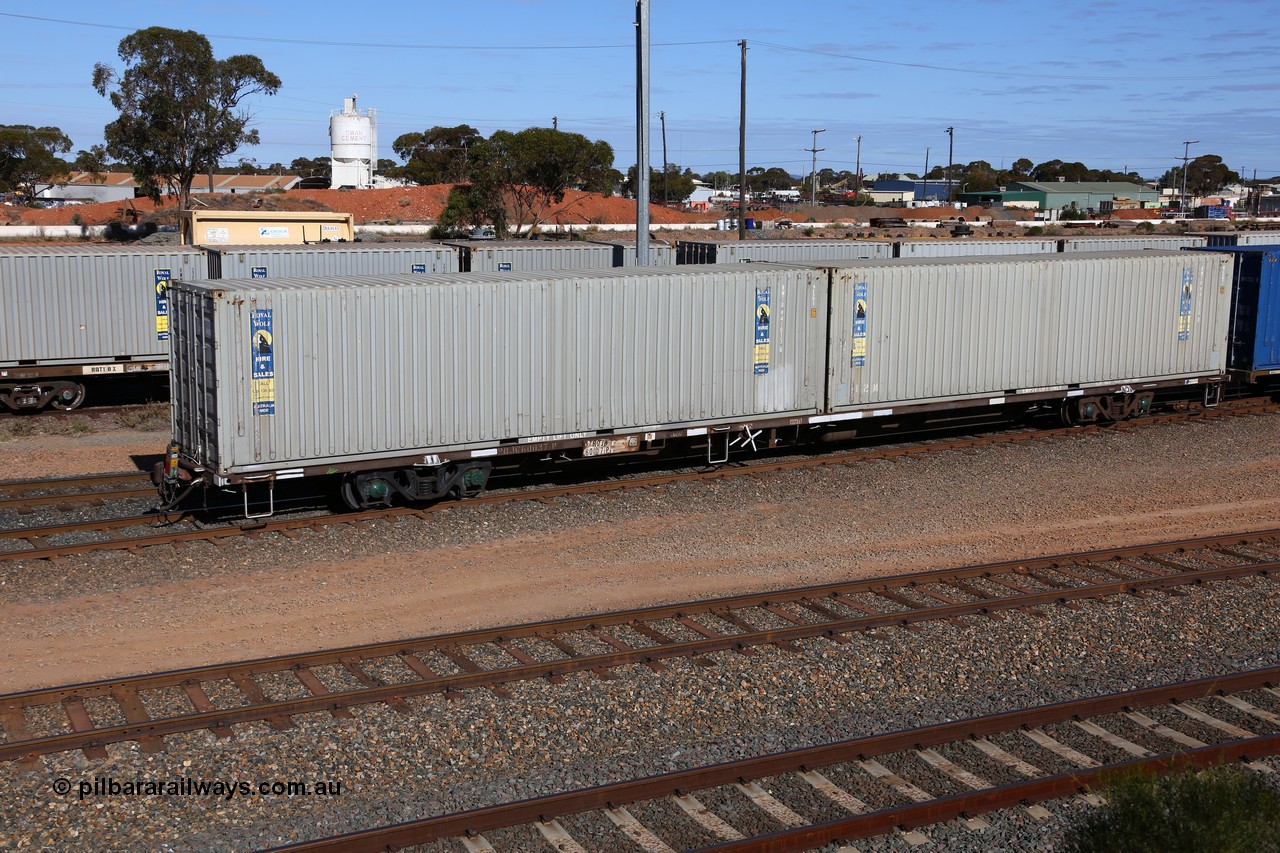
{"left": 93, "top": 27, "right": 281, "bottom": 210}
{"left": 0, "top": 125, "right": 72, "bottom": 200}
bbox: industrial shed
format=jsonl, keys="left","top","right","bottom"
{"left": 957, "top": 181, "right": 1159, "bottom": 212}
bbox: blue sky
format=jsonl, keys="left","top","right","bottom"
{"left": 3, "top": 1, "right": 1278, "bottom": 182}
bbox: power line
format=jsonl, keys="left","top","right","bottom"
{"left": 0, "top": 12, "right": 728, "bottom": 51}
{"left": 752, "top": 40, "right": 1270, "bottom": 82}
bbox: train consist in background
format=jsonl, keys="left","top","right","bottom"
{"left": 7, "top": 232, "right": 1280, "bottom": 413}
{"left": 151, "top": 245, "right": 1280, "bottom": 517}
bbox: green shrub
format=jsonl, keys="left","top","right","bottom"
{"left": 1136, "top": 221, "right": 1157, "bottom": 233}
{"left": 1062, "top": 766, "right": 1280, "bottom": 853}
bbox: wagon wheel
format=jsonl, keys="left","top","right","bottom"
{"left": 49, "top": 383, "right": 86, "bottom": 411}
{"left": 339, "top": 474, "right": 364, "bottom": 511}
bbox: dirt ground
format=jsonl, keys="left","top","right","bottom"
{"left": 3, "top": 183, "right": 1023, "bottom": 233}
{"left": 2, "top": 414, "right": 1279, "bottom": 692}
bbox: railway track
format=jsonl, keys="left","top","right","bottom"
{"left": 2, "top": 529, "right": 1276, "bottom": 765}
{"left": 268, "top": 667, "right": 1280, "bottom": 852}
{"left": 1, "top": 399, "right": 1275, "bottom": 562}
{"left": 0, "top": 471, "right": 153, "bottom": 510}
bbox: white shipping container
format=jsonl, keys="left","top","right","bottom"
{"left": 1060, "top": 235, "right": 1208, "bottom": 252}
{"left": 169, "top": 265, "right": 830, "bottom": 475}
{"left": 449, "top": 241, "right": 616, "bottom": 272}
{"left": 677, "top": 240, "right": 892, "bottom": 264}
{"left": 822, "top": 251, "right": 1233, "bottom": 411}
{"left": 0, "top": 244, "right": 208, "bottom": 366}
{"left": 205, "top": 243, "right": 459, "bottom": 279}
{"left": 1235, "top": 232, "right": 1280, "bottom": 246}
{"left": 588, "top": 240, "right": 677, "bottom": 266}
{"left": 895, "top": 238, "right": 1059, "bottom": 257}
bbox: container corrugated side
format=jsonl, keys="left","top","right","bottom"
{"left": 171, "top": 266, "right": 829, "bottom": 475}
{"left": 452, "top": 242, "right": 616, "bottom": 272}
{"left": 587, "top": 241, "right": 676, "bottom": 266}
{"left": 675, "top": 240, "right": 892, "bottom": 264}
{"left": 1236, "top": 232, "right": 1280, "bottom": 246}
{"left": 895, "top": 239, "right": 1059, "bottom": 257}
{"left": 204, "top": 243, "right": 460, "bottom": 278}
{"left": 0, "top": 245, "right": 208, "bottom": 365}
{"left": 1060, "top": 236, "right": 1209, "bottom": 252}
{"left": 823, "top": 251, "right": 1233, "bottom": 411}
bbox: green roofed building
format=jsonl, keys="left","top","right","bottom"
{"left": 956, "top": 181, "right": 1159, "bottom": 212}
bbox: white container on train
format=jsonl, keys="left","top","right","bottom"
{"left": 818, "top": 250, "right": 1234, "bottom": 419}
{"left": 446, "top": 240, "right": 617, "bottom": 272}
{"left": 676, "top": 239, "right": 893, "bottom": 264}
{"left": 894, "top": 238, "right": 1059, "bottom": 257}
{"left": 166, "top": 265, "right": 831, "bottom": 480}
{"left": 587, "top": 240, "right": 677, "bottom": 266}
{"left": 204, "top": 243, "right": 460, "bottom": 278}
{"left": 1059, "top": 235, "right": 1208, "bottom": 252}
{"left": 0, "top": 244, "right": 208, "bottom": 368}
{"left": 1235, "top": 232, "right": 1280, "bottom": 246}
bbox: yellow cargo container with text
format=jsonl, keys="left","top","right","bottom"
{"left": 181, "top": 210, "right": 355, "bottom": 246}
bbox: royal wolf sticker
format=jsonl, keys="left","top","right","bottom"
{"left": 251, "top": 309, "right": 275, "bottom": 416}
{"left": 754, "top": 288, "right": 771, "bottom": 375}
{"left": 852, "top": 282, "right": 868, "bottom": 367}
{"left": 1177, "top": 268, "right": 1193, "bottom": 342}
{"left": 154, "top": 270, "right": 170, "bottom": 341}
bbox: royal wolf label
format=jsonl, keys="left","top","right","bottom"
{"left": 754, "top": 288, "right": 771, "bottom": 375}
{"left": 251, "top": 309, "right": 275, "bottom": 416}
{"left": 852, "top": 281, "right": 868, "bottom": 367}
{"left": 1178, "top": 268, "right": 1194, "bottom": 342}
{"left": 154, "top": 270, "right": 171, "bottom": 341}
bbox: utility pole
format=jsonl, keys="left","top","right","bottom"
{"left": 738, "top": 39, "right": 747, "bottom": 240}
{"left": 635, "top": 1, "right": 650, "bottom": 264}
{"left": 659, "top": 110, "right": 668, "bottom": 206}
{"left": 807, "top": 129, "right": 826, "bottom": 208}
{"left": 1180, "top": 139, "right": 1198, "bottom": 217}
{"left": 945, "top": 126, "right": 954, "bottom": 201}
{"left": 854, "top": 134, "right": 862, "bottom": 195}
{"left": 922, "top": 147, "right": 930, "bottom": 203}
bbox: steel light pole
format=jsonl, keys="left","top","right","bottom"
{"left": 1180, "top": 140, "right": 1199, "bottom": 217}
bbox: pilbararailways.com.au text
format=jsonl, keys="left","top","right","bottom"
{"left": 52, "top": 776, "right": 343, "bottom": 801}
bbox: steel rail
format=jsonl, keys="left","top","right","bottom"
{"left": 2, "top": 403, "right": 1275, "bottom": 563}
{"left": 5, "top": 527, "right": 1276, "bottom": 702}
{"left": 2, "top": 535, "right": 1276, "bottom": 763}
{"left": 0, "top": 471, "right": 150, "bottom": 495}
{"left": 265, "top": 666, "right": 1280, "bottom": 851}
{"left": 0, "top": 487, "right": 156, "bottom": 510}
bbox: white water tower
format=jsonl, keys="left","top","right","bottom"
{"left": 329, "top": 94, "right": 377, "bottom": 189}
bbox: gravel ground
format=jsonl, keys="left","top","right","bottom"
{"left": 2, "top": 574, "right": 1278, "bottom": 850}
{"left": 1, "top": 413, "right": 1280, "bottom": 850}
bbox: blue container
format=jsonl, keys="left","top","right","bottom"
{"left": 1192, "top": 245, "right": 1280, "bottom": 378}
{"left": 744, "top": 218, "right": 756, "bottom": 230}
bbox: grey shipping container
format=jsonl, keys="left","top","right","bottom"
{"left": 676, "top": 239, "right": 892, "bottom": 265}
{"left": 588, "top": 240, "right": 677, "bottom": 266}
{"left": 0, "top": 244, "right": 208, "bottom": 367}
{"left": 168, "top": 265, "right": 830, "bottom": 477}
{"left": 446, "top": 241, "right": 616, "bottom": 272}
{"left": 1236, "top": 232, "right": 1280, "bottom": 246}
{"left": 820, "top": 251, "right": 1233, "bottom": 414}
{"left": 1059, "top": 235, "right": 1208, "bottom": 252}
{"left": 204, "top": 243, "right": 459, "bottom": 278}
{"left": 894, "top": 238, "right": 1059, "bottom": 258}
